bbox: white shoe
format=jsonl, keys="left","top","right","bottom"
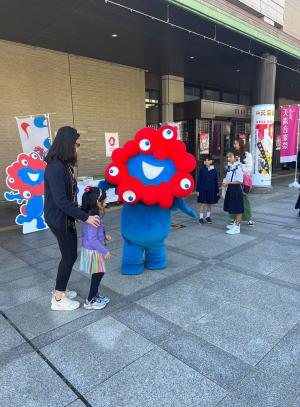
{"left": 51, "top": 295, "right": 80, "bottom": 311}
{"left": 226, "top": 223, "right": 236, "bottom": 229}
{"left": 51, "top": 290, "right": 77, "bottom": 299}
{"left": 226, "top": 225, "right": 240, "bottom": 235}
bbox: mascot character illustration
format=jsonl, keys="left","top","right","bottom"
{"left": 101, "top": 125, "right": 197, "bottom": 275}
{"left": 4, "top": 152, "right": 47, "bottom": 230}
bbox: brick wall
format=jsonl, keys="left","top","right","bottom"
{"left": 0, "top": 40, "right": 145, "bottom": 199}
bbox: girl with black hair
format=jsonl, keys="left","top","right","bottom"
{"left": 196, "top": 156, "right": 219, "bottom": 224}
{"left": 44, "top": 126, "right": 100, "bottom": 311}
{"left": 80, "top": 186, "right": 112, "bottom": 310}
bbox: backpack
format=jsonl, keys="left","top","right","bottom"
{"left": 243, "top": 172, "right": 252, "bottom": 193}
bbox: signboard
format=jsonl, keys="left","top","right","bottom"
{"left": 280, "top": 105, "right": 299, "bottom": 163}
{"left": 105, "top": 132, "right": 119, "bottom": 157}
{"left": 16, "top": 115, "right": 52, "bottom": 158}
{"left": 199, "top": 132, "right": 209, "bottom": 154}
{"left": 251, "top": 104, "right": 275, "bottom": 187}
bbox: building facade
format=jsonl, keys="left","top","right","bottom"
{"left": 0, "top": 0, "right": 300, "bottom": 198}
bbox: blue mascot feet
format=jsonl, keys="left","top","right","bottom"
{"left": 121, "top": 240, "right": 167, "bottom": 275}
{"left": 145, "top": 244, "right": 167, "bottom": 270}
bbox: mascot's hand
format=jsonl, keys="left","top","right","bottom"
{"left": 98, "top": 179, "right": 115, "bottom": 192}
{"left": 4, "top": 192, "right": 24, "bottom": 204}
{"left": 172, "top": 198, "right": 197, "bottom": 218}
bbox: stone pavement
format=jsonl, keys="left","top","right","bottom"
{"left": 0, "top": 179, "right": 300, "bottom": 407}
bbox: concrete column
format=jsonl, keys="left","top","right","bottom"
{"left": 161, "top": 75, "right": 184, "bottom": 122}
{"left": 253, "top": 53, "right": 277, "bottom": 105}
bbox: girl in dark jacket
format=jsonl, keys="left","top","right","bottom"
{"left": 196, "top": 157, "right": 219, "bottom": 224}
{"left": 44, "top": 126, "right": 100, "bottom": 311}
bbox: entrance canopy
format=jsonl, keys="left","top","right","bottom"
{"left": 0, "top": 0, "right": 299, "bottom": 98}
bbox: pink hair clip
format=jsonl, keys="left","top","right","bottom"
{"left": 84, "top": 185, "right": 92, "bottom": 193}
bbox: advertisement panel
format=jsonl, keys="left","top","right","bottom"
{"left": 251, "top": 104, "right": 275, "bottom": 187}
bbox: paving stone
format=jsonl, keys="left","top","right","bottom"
{"left": 37, "top": 244, "right": 61, "bottom": 259}
{"left": 224, "top": 249, "right": 284, "bottom": 275}
{"left": 269, "top": 258, "right": 300, "bottom": 286}
{"left": 180, "top": 237, "right": 233, "bottom": 258}
{"left": 156, "top": 250, "right": 203, "bottom": 276}
{"left": 137, "top": 279, "right": 225, "bottom": 328}
{"left": 229, "top": 370, "right": 298, "bottom": 407}
{"left": 102, "top": 265, "right": 165, "bottom": 296}
{"left": 85, "top": 348, "right": 226, "bottom": 407}
{"left": 66, "top": 400, "right": 86, "bottom": 407}
{"left": 0, "top": 274, "right": 53, "bottom": 310}
{"left": 181, "top": 265, "right": 258, "bottom": 300}
{"left": 217, "top": 395, "right": 248, "bottom": 406}
{"left": 0, "top": 266, "right": 38, "bottom": 283}
{"left": 0, "top": 315, "right": 24, "bottom": 354}
{"left": 5, "top": 296, "right": 90, "bottom": 339}
{"left": 161, "top": 330, "right": 254, "bottom": 390}
{"left": 112, "top": 303, "right": 181, "bottom": 344}
{"left": 187, "top": 303, "right": 292, "bottom": 365}
{"left": 14, "top": 248, "right": 53, "bottom": 265}
{"left": 257, "top": 324, "right": 300, "bottom": 389}
{"left": 230, "top": 280, "right": 300, "bottom": 325}
{"left": 42, "top": 316, "right": 154, "bottom": 393}
{"left": 0, "top": 253, "right": 28, "bottom": 273}
{"left": 0, "top": 352, "right": 76, "bottom": 406}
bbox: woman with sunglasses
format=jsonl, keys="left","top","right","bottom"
{"left": 45, "top": 126, "right": 100, "bottom": 311}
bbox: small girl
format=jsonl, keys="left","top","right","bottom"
{"left": 196, "top": 157, "right": 219, "bottom": 224}
{"left": 223, "top": 153, "right": 244, "bottom": 235}
{"left": 80, "top": 186, "right": 112, "bottom": 310}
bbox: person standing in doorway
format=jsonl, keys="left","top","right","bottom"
{"left": 44, "top": 126, "right": 100, "bottom": 311}
{"left": 196, "top": 157, "right": 219, "bottom": 224}
{"left": 232, "top": 138, "right": 255, "bottom": 227}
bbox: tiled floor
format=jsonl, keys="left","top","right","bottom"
{"left": 0, "top": 179, "right": 300, "bottom": 406}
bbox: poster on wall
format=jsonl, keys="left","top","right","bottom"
{"left": 16, "top": 115, "right": 52, "bottom": 158}
{"left": 4, "top": 152, "right": 47, "bottom": 234}
{"left": 105, "top": 132, "right": 119, "bottom": 157}
{"left": 199, "top": 132, "right": 209, "bottom": 154}
{"left": 251, "top": 104, "right": 275, "bottom": 187}
{"left": 280, "top": 105, "right": 299, "bottom": 163}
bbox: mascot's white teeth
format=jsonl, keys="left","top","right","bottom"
{"left": 28, "top": 172, "right": 39, "bottom": 182}
{"left": 142, "top": 161, "right": 164, "bottom": 180}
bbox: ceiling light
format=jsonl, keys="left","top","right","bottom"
{"left": 236, "top": 68, "right": 240, "bottom": 72}
{"left": 189, "top": 56, "right": 195, "bottom": 59}
{"left": 111, "top": 34, "right": 118, "bottom": 38}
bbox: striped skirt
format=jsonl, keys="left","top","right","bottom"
{"left": 80, "top": 248, "right": 106, "bottom": 274}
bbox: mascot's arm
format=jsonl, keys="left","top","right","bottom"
{"left": 172, "top": 198, "right": 196, "bottom": 218}
{"left": 98, "top": 180, "right": 115, "bottom": 192}
{"left": 4, "top": 192, "right": 24, "bottom": 204}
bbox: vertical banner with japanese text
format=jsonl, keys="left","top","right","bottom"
{"left": 251, "top": 104, "right": 275, "bottom": 187}
{"left": 280, "top": 105, "right": 299, "bottom": 163}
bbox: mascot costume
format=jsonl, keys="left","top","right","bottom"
{"left": 101, "top": 125, "right": 196, "bottom": 275}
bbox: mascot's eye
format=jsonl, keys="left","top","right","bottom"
{"left": 9, "top": 177, "right": 14, "bottom": 183}
{"left": 21, "top": 159, "right": 28, "bottom": 166}
{"left": 139, "top": 139, "right": 151, "bottom": 151}
{"left": 23, "top": 191, "right": 31, "bottom": 199}
{"left": 31, "top": 153, "right": 38, "bottom": 159}
{"left": 162, "top": 129, "right": 174, "bottom": 140}
{"left": 180, "top": 178, "right": 191, "bottom": 190}
{"left": 109, "top": 166, "right": 119, "bottom": 177}
{"left": 123, "top": 190, "right": 136, "bottom": 203}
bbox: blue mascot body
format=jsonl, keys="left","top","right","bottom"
{"left": 101, "top": 125, "right": 196, "bottom": 275}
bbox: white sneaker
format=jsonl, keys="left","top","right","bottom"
{"left": 226, "top": 225, "right": 240, "bottom": 235}
{"left": 51, "top": 290, "right": 77, "bottom": 299}
{"left": 226, "top": 223, "right": 236, "bottom": 229}
{"left": 51, "top": 295, "right": 80, "bottom": 311}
